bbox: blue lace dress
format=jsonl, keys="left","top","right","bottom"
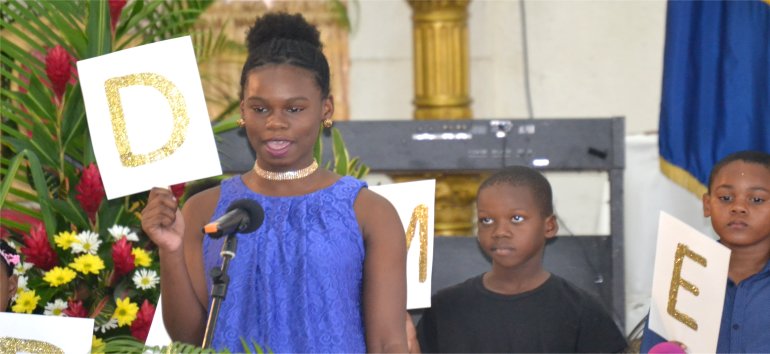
{"left": 202, "top": 175, "right": 367, "bottom": 353}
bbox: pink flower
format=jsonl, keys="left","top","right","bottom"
{"left": 130, "top": 300, "right": 156, "bottom": 342}
{"left": 75, "top": 163, "right": 105, "bottom": 222}
{"left": 63, "top": 299, "right": 89, "bottom": 318}
{"left": 45, "top": 45, "right": 73, "bottom": 103}
{"left": 19, "top": 223, "right": 59, "bottom": 271}
{"left": 109, "top": 0, "right": 128, "bottom": 33}
{"left": 111, "top": 237, "right": 135, "bottom": 278}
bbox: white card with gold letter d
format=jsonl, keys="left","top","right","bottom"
{"left": 78, "top": 36, "right": 221, "bottom": 199}
{"left": 648, "top": 211, "right": 730, "bottom": 353}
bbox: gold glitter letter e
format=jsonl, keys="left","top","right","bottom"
{"left": 104, "top": 73, "right": 189, "bottom": 167}
{"left": 405, "top": 204, "right": 429, "bottom": 282}
{"left": 667, "top": 243, "right": 707, "bottom": 330}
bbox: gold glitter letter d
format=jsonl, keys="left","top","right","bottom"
{"left": 405, "top": 204, "right": 429, "bottom": 282}
{"left": 104, "top": 73, "right": 189, "bottom": 167}
{"left": 667, "top": 243, "right": 707, "bottom": 330}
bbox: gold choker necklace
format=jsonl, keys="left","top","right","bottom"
{"left": 253, "top": 160, "right": 319, "bottom": 181}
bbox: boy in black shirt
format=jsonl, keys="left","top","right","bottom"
{"left": 413, "top": 166, "right": 627, "bottom": 353}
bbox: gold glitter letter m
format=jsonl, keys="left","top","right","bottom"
{"left": 405, "top": 204, "right": 429, "bottom": 282}
{"left": 667, "top": 243, "right": 707, "bottom": 330}
{"left": 104, "top": 73, "right": 189, "bottom": 167}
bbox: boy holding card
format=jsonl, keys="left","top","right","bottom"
{"left": 141, "top": 12, "right": 407, "bottom": 353}
{"left": 410, "top": 166, "right": 627, "bottom": 353}
{"left": 641, "top": 150, "right": 770, "bottom": 353}
{"left": 0, "top": 239, "right": 19, "bottom": 312}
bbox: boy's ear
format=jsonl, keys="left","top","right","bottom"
{"left": 702, "top": 193, "right": 711, "bottom": 217}
{"left": 544, "top": 214, "right": 558, "bottom": 239}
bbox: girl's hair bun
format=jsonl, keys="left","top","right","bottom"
{"left": 246, "top": 12, "right": 322, "bottom": 52}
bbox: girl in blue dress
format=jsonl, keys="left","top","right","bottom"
{"left": 142, "top": 13, "right": 408, "bottom": 353}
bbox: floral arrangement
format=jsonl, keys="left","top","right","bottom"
{"left": 0, "top": 0, "right": 223, "bottom": 350}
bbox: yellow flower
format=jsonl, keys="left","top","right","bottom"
{"left": 112, "top": 297, "right": 139, "bottom": 327}
{"left": 131, "top": 247, "right": 151, "bottom": 267}
{"left": 11, "top": 290, "right": 40, "bottom": 313}
{"left": 43, "top": 267, "right": 77, "bottom": 287}
{"left": 53, "top": 230, "right": 79, "bottom": 250}
{"left": 91, "top": 335, "right": 105, "bottom": 354}
{"left": 69, "top": 254, "right": 105, "bottom": 275}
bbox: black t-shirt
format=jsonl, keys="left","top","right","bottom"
{"left": 416, "top": 274, "right": 627, "bottom": 353}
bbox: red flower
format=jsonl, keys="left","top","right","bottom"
{"left": 109, "top": 0, "right": 128, "bottom": 33}
{"left": 170, "top": 182, "right": 186, "bottom": 200}
{"left": 130, "top": 299, "right": 156, "bottom": 342}
{"left": 19, "top": 223, "right": 58, "bottom": 271}
{"left": 111, "top": 237, "right": 135, "bottom": 277}
{"left": 0, "top": 209, "right": 43, "bottom": 239}
{"left": 63, "top": 299, "right": 89, "bottom": 318}
{"left": 45, "top": 45, "right": 73, "bottom": 103}
{"left": 75, "top": 163, "right": 105, "bottom": 222}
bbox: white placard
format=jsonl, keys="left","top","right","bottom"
{"left": 145, "top": 296, "right": 171, "bottom": 348}
{"left": 0, "top": 312, "right": 94, "bottom": 353}
{"left": 77, "top": 36, "right": 222, "bottom": 200}
{"left": 648, "top": 211, "right": 730, "bottom": 353}
{"left": 371, "top": 179, "right": 436, "bottom": 310}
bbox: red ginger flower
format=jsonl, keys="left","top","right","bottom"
{"left": 111, "top": 237, "right": 135, "bottom": 278}
{"left": 19, "top": 223, "right": 58, "bottom": 271}
{"left": 109, "top": 0, "right": 128, "bottom": 33}
{"left": 63, "top": 299, "right": 89, "bottom": 318}
{"left": 170, "top": 182, "right": 186, "bottom": 200}
{"left": 45, "top": 45, "right": 73, "bottom": 103}
{"left": 130, "top": 299, "right": 156, "bottom": 342}
{"left": 75, "top": 163, "right": 105, "bottom": 222}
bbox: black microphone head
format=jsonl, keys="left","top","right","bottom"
{"left": 227, "top": 199, "right": 265, "bottom": 234}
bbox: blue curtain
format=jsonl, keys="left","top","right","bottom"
{"left": 659, "top": 0, "right": 770, "bottom": 195}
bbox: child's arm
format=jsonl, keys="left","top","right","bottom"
{"left": 406, "top": 311, "right": 421, "bottom": 353}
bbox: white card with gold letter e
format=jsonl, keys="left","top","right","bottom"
{"left": 370, "top": 179, "right": 435, "bottom": 309}
{"left": 648, "top": 211, "right": 730, "bottom": 353}
{"left": 77, "top": 36, "right": 221, "bottom": 200}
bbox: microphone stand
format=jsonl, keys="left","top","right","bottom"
{"left": 201, "top": 233, "right": 237, "bottom": 349}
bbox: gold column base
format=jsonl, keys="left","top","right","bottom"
{"left": 392, "top": 173, "right": 482, "bottom": 236}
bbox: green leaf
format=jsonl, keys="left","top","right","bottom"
{"left": 0, "top": 150, "right": 57, "bottom": 236}
{"left": 85, "top": 0, "right": 111, "bottom": 58}
{"left": 60, "top": 85, "right": 88, "bottom": 150}
{"left": 332, "top": 128, "right": 350, "bottom": 175}
{"left": 51, "top": 198, "right": 90, "bottom": 231}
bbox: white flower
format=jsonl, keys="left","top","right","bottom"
{"left": 95, "top": 318, "right": 118, "bottom": 333}
{"left": 132, "top": 269, "right": 160, "bottom": 290}
{"left": 107, "top": 225, "right": 139, "bottom": 242}
{"left": 13, "top": 261, "right": 33, "bottom": 276}
{"left": 44, "top": 299, "right": 69, "bottom": 316}
{"left": 16, "top": 275, "right": 28, "bottom": 292}
{"left": 71, "top": 230, "right": 101, "bottom": 254}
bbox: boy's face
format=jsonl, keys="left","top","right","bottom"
{"left": 703, "top": 161, "right": 770, "bottom": 250}
{"left": 477, "top": 183, "right": 558, "bottom": 271}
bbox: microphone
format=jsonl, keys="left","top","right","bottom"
{"left": 203, "top": 199, "right": 265, "bottom": 239}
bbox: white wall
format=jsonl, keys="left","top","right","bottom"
{"left": 350, "top": 0, "right": 667, "bottom": 134}
{"left": 349, "top": 0, "right": 707, "bottom": 333}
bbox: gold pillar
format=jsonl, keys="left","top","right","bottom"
{"left": 403, "top": 0, "right": 479, "bottom": 236}
{"left": 409, "top": 0, "right": 472, "bottom": 120}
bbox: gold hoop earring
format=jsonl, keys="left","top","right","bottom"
{"left": 237, "top": 118, "right": 245, "bottom": 127}
{"left": 322, "top": 118, "right": 333, "bottom": 129}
